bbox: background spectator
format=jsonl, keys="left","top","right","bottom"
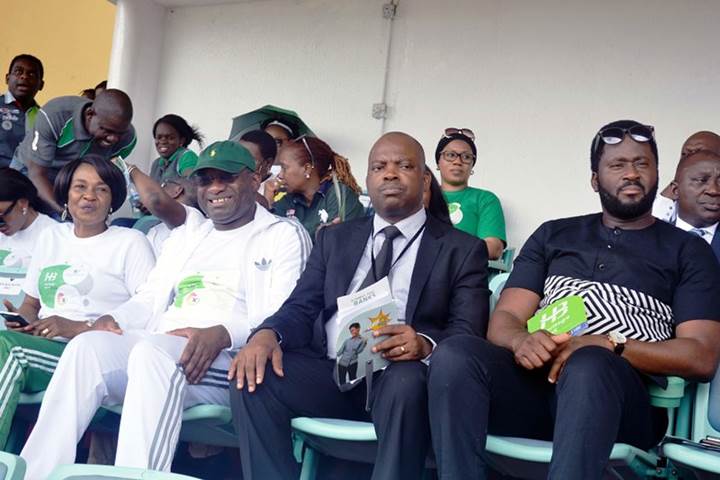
{"left": 0, "top": 168, "right": 56, "bottom": 269}
{"left": 272, "top": 135, "right": 364, "bottom": 239}
{"left": 435, "top": 128, "right": 506, "bottom": 259}
{"left": 14, "top": 89, "right": 136, "bottom": 212}
{"left": 1, "top": 54, "right": 44, "bottom": 168}
{"left": 150, "top": 114, "right": 203, "bottom": 182}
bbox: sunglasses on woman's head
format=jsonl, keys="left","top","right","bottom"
{"left": 442, "top": 128, "right": 476, "bottom": 142}
{"left": 293, "top": 135, "right": 316, "bottom": 168}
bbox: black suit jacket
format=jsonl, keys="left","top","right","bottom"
{"left": 259, "top": 212, "right": 490, "bottom": 357}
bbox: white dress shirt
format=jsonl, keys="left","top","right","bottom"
{"left": 675, "top": 216, "right": 718, "bottom": 245}
{"left": 325, "top": 208, "right": 427, "bottom": 358}
{"left": 652, "top": 196, "right": 677, "bottom": 223}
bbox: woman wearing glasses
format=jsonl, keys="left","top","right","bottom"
{"left": 0, "top": 155, "right": 155, "bottom": 449}
{"left": 0, "top": 168, "right": 56, "bottom": 269}
{"left": 435, "top": 128, "right": 506, "bottom": 260}
{"left": 272, "top": 136, "right": 365, "bottom": 239}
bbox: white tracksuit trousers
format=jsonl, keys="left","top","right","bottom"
{"left": 20, "top": 330, "right": 231, "bottom": 479}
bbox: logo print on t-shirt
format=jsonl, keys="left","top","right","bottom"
{"left": 448, "top": 202, "right": 463, "bottom": 225}
{"left": 0, "top": 249, "right": 23, "bottom": 269}
{"left": 254, "top": 258, "right": 272, "bottom": 271}
{"left": 172, "top": 272, "right": 240, "bottom": 310}
{"left": 38, "top": 263, "right": 94, "bottom": 309}
{"left": 175, "top": 274, "right": 205, "bottom": 307}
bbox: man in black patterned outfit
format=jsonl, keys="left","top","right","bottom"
{"left": 426, "top": 119, "right": 720, "bottom": 480}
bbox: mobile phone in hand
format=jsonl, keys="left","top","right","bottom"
{"left": 1, "top": 311, "right": 30, "bottom": 327}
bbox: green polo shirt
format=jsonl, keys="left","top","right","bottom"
{"left": 15, "top": 95, "right": 136, "bottom": 180}
{"left": 149, "top": 147, "right": 198, "bottom": 182}
{"left": 1, "top": 92, "right": 39, "bottom": 168}
{"left": 443, "top": 187, "right": 506, "bottom": 243}
{"left": 273, "top": 180, "right": 365, "bottom": 240}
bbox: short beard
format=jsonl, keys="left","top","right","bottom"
{"left": 598, "top": 181, "right": 658, "bottom": 220}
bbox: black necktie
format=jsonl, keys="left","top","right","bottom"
{"left": 359, "top": 225, "right": 402, "bottom": 289}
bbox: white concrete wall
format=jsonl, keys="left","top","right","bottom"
{"left": 109, "top": 0, "right": 167, "bottom": 169}
{"left": 112, "top": 0, "right": 720, "bottom": 247}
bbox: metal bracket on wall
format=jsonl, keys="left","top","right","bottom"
{"left": 383, "top": 3, "right": 397, "bottom": 20}
{"left": 372, "top": 103, "right": 388, "bottom": 119}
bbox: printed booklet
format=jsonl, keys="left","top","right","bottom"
{"left": 333, "top": 277, "right": 401, "bottom": 390}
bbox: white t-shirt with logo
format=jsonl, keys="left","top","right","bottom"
{"left": 0, "top": 213, "right": 57, "bottom": 269}
{"left": 157, "top": 223, "right": 253, "bottom": 333}
{"left": 23, "top": 223, "right": 156, "bottom": 322}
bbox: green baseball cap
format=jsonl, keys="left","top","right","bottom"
{"left": 190, "top": 141, "right": 256, "bottom": 175}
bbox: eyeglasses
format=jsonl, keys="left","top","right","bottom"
{"left": 190, "top": 171, "right": 242, "bottom": 187}
{"left": 592, "top": 124, "right": 655, "bottom": 155}
{"left": 440, "top": 151, "right": 476, "bottom": 165}
{"left": 442, "top": 127, "right": 476, "bottom": 141}
{"left": 0, "top": 200, "right": 18, "bottom": 227}
{"left": 294, "top": 135, "right": 316, "bottom": 169}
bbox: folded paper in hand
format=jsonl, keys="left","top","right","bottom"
{"left": 527, "top": 295, "right": 588, "bottom": 336}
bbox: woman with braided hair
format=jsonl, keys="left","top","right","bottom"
{"left": 272, "top": 135, "right": 365, "bottom": 240}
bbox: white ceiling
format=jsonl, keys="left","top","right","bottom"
{"left": 152, "top": 0, "right": 261, "bottom": 7}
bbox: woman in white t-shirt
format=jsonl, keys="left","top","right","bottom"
{"left": 0, "top": 168, "right": 57, "bottom": 269}
{"left": 0, "top": 156, "right": 156, "bottom": 449}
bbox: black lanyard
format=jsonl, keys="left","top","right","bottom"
{"left": 369, "top": 222, "right": 427, "bottom": 283}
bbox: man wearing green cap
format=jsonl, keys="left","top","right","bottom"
{"left": 20, "top": 141, "right": 313, "bottom": 478}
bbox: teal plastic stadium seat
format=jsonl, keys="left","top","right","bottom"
{"left": 101, "top": 403, "right": 238, "bottom": 448}
{"left": 291, "top": 418, "right": 378, "bottom": 480}
{"left": 488, "top": 248, "right": 515, "bottom": 274}
{"left": 48, "top": 464, "right": 201, "bottom": 479}
{"left": 9, "top": 397, "right": 237, "bottom": 455}
{"left": 0, "top": 451, "right": 25, "bottom": 480}
{"left": 663, "top": 373, "right": 720, "bottom": 476}
{"left": 489, "top": 272, "right": 510, "bottom": 312}
{"left": 486, "top": 376, "right": 685, "bottom": 479}
{"left": 292, "top": 417, "right": 376, "bottom": 441}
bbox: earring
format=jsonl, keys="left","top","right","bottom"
{"left": 60, "top": 204, "right": 68, "bottom": 222}
{"left": 305, "top": 173, "right": 311, "bottom": 179}
{"left": 22, "top": 207, "right": 27, "bottom": 216}
{"left": 471, "top": 170, "right": 475, "bottom": 175}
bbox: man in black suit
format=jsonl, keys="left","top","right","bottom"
{"left": 228, "top": 131, "right": 489, "bottom": 479}
{"left": 668, "top": 149, "right": 720, "bottom": 260}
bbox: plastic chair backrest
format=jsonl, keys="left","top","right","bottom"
{"left": 690, "top": 367, "right": 720, "bottom": 442}
{"left": 489, "top": 272, "right": 510, "bottom": 312}
{"left": 47, "top": 464, "right": 201, "bottom": 479}
{"left": 0, "top": 451, "right": 26, "bottom": 480}
{"left": 488, "top": 248, "right": 516, "bottom": 273}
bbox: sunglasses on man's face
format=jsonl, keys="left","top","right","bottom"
{"left": 0, "top": 200, "right": 18, "bottom": 227}
{"left": 592, "top": 125, "right": 655, "bottom": 154}
{"left": 190, "top": 171, "right": 242, "bottom": 187}
{"left": 442, "top": 127, "right": 476, "bottom": 141}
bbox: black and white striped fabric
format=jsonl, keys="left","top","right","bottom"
{"left": 539, "top": 275, "right": 674, "bottom": 342}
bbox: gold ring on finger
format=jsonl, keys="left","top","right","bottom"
{"left": 400, "top": 345, "right": 406, "bottom": 354}
{"left": 41, "top": 328, "right": 50, "bottom": 335}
